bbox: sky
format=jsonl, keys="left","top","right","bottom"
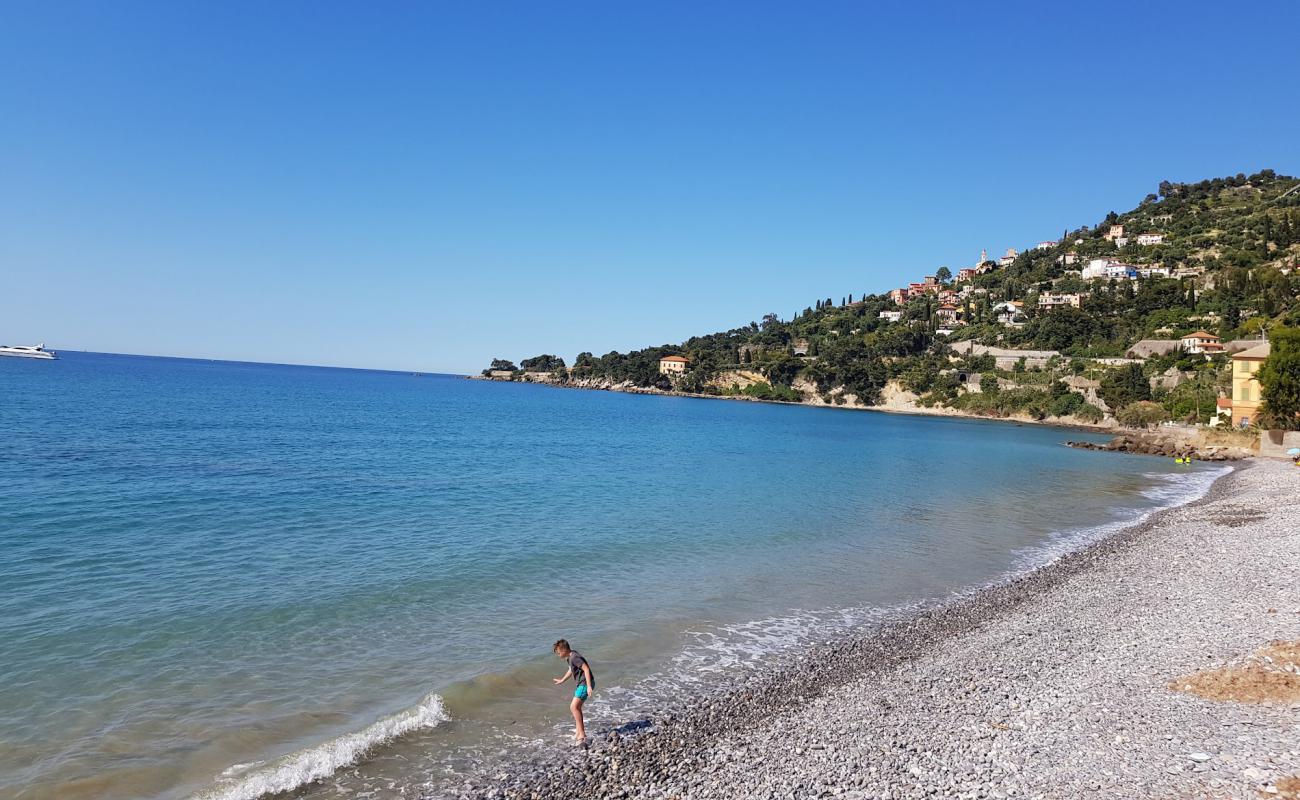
{"left": 2, "top": 1, "right": 1298, "bottom": 374}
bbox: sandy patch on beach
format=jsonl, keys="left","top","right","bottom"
{"left": 1172, "top": 640, "right": 1300, "bottom": 704}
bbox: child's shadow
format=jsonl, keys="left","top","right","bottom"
{"left": 600, "top": 718, "right": 653, "bottom": 737}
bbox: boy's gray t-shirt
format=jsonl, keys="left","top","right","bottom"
{"left": 569, "top": 652, "right": 593, "bottom": 688}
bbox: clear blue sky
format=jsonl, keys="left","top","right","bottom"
{"left": 3, "top": 1, "right": 1297, "bottom": 373}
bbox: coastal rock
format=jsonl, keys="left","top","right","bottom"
{"left": 1065, "top": 433, "right": 1251, "bottom": 461}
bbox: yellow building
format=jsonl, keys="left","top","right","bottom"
{"left": 1229, "top": 342, "right": 1270, "bottom": 427}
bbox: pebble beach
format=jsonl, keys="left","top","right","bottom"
{"left": 460, "top": 459, "right": 1300, "bottom": 799}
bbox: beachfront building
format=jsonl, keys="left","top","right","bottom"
{"left": 1105, "top": 224, "right": 1126, "bottom": 241}
{"left": 658, "top": 355, "right": 689, "bottom": 375}
{"left": 1037, "top": 292, "right": 1084, "bottom": 310}
{"left": 1135, "top": 265, "right": 1171, "bottom": 278}
{"left": 1229, "top": 342, "right": 1270, "bottom": 427}
{"left": 1035, "top": 240, "right": 1058, "bottom": 250}
{"left": 998, "top": 248, "right": 1018, "bottom": 268}
{"left": 1180, "top": 331, "right": 1222, "bottom": 355}
{"left": 879, "top": 310, "right": 903, "bottom": 322}
{"left": 1136, "top": 233, "right": 1165, "bottom": 246}
{"left": 936, "top": 304, "right": 961, "bottom": 325}
{"left": 1210, "top": 396, "right": 1234, "bottom": 427}
{"left": 956, "top": 268, "right": 977, "bottom": 283}
{"left": 1057, "top": 251, "right": 1079, "bottom": 266}
{"left": 889, "top": 288, "right": 909, "bottom": 305}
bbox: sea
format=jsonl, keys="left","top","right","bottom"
{"left": 0, "top": 352, "right": 1229, "bottom": 800}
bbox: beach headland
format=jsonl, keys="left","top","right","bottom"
{"left": 451, "top": 460, "right": 1298, "bottom": 799}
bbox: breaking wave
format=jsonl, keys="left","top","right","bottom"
{"left": 192, "top": 692, "right": 448, "bottom": 800}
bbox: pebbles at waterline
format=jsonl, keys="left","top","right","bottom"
{"left": 445, "top": 461, "right": 1299, "bottom": 800}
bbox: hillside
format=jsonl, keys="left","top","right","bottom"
{"left": 486, "top": 170, "right": 1300, "bottom": 427}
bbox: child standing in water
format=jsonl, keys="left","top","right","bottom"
{"left": 552, "top": 639, "right": 595, "bottom": 742}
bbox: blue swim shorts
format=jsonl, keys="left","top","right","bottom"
{"left": 574, "top": 684, "right": 590, "bottom": 700}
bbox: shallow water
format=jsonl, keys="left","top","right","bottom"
{"left": 0, "top": 352, "right": 1224, "bottom": 800}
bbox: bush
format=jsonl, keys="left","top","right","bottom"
{"left": 951, "top": 387, "right": 1053, "bottom": 419}
{"left": 1048, "top": 390, "right": 1085, "bottom": 418}
{"left": 1116, "top": 401, "right": 1169, "bottom": 428}
{"left": 1074, "top": 404, "right": 1105, "bottom": 424}
{"left": 741, "top": 381, "right": 802, "bottom": 402}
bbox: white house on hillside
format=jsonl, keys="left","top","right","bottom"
{"left": 992, "top": 300, "right": 1025, "bottom": 326}
{"left": 1037, "top": 293, "right": 1084, "bottom": 310}
{"left": 1082, "top": 259, "right": 1137, "bottom": 281}
{"left": 1180, "top": 331, "right": 1222, "bottom": 355}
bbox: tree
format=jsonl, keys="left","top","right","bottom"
{"left": 520, "top": 354, "right": 566, "bottom": 372}
{"left": 1259, "top": 326, "right": 1300, "bottom": 430}
{"left": 488, "top": 358, "right": 517, "bottom": 372}
{"left": 1099, "top": 363, "right": 1150, "bottom": 410}
{"left": 935, "top": 266, "right": 952, "bottom": 284}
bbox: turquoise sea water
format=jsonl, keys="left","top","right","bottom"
{"left": 0, "top": 352, "right": 1226, "bottom": 800}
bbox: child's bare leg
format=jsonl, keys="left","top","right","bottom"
{"left": 569, "top": 696, "right": 586, "bottom": 740}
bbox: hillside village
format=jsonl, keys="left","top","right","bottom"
{"left": 483, "top": 170, "right": 1300, "bottom": 432}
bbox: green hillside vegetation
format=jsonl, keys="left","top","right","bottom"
{"left": 488, "top": 170, "right": 1300, "bottom": 426}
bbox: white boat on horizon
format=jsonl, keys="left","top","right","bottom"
{"left": 0, "top": 343, "right": 58, "bottom": 360}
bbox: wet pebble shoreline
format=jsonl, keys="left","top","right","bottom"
{"left": 446, "top": 461, "right": 1298, "bottom": 799}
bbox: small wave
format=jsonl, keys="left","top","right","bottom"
{"left": 193, "top": 693, "right": 448, "bottom": 800}
{"left": 218, "top": 762, "right": 263, "bottom": 779}
{"left": 1014, "top": 463, "right": 1233, "bottom": 571}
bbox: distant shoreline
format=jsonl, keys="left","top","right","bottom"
{"left": 469, "top": 374, "right": 1257, "bottom": 461}
{"left": 470, "top": 372, "right": 1132, "bottom": 436}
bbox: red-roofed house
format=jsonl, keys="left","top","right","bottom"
{"left": 1180, "top": 331, "right": 1221, "bottom": 355}
{"left": 658, "top": 355, "right": 690, "bottom": 375}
